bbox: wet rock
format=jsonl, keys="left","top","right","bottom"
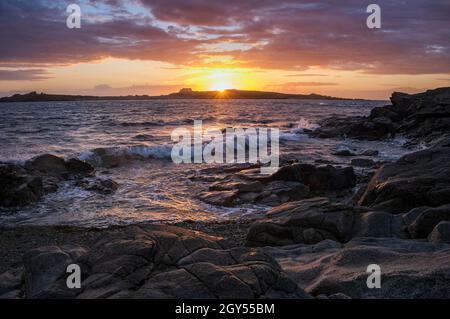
{"left": 25, "top": 154, "right": 67, "bottom": 177}
{"left": 351, "top": 158, "right": 376, "bottom": 167}
{"left": 408, "top": 204, "right": 450, "bottom": 238}
{"left": 263, "top": 237, "right": 450, "bottom": 298}
{"left": 76, "top": 178, "right": 119, "bottom": 195}
{"left": 359, "top": 145, "right": 450, "bottom": 213}
{"left": 198, "top": 190, "right": 238, "bottom": 207}
{"left": 0, "top": 163, "right": 44, "bottom": 207}
{"left": 428, "top": 221, "right": 450, "bottom": 243}
{"left": 1, "top": 155, "right": 96, "bottom": 207}
{"left": 65, "top": 158, "right": 95, "bottom": 177}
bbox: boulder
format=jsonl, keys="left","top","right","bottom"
{"left": 25, "top": 154, "right": 95, "bottom": 179}
{"left": 246, "top": 198, "right": 410, "bottom": 247}
{"left": 246, "top": 198, "right": 363, "bottom": 246}
{"left": 359, "top": 145, "right": 450, "bottom": 213}
{"left": 1, "top": 155, "right": 96, "bottom": 207}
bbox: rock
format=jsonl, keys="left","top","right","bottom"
{"left": 246, "top": 198, "right": 411, "bottom": 247}
{"left": 76, "top": 178, "right": 119, "bottom": 195}
{"left": 268, "top": 164, "right": 356, "bottom": 192}
{"left": 428, "top": 221, "right": 450, "bottom": 243}
{"left": 359, "top": 150, "right": 379, "bottom": 156}
{"left": 351, "top": 158, "right": 376, "bottom": 167}
{"left": 238, "top": 192, "right": 260, "bottom": 203}
{"left": 208, "top": 181, "right": 241, "bottom": 191}
{"left": 353, "top": 211, "right": 408, "bottom": 238}
{"left": 25, "top": 154, "right": 94, "bottom": 179}
{"left": 65, "top": 158, "right": 95, "bottom": 177}
{"left": 311, "top": 87, "right": 450, "bottom": 143}
{"left": 23, "top": 246, "right": 87, "bottom": 298}
{"left": 237, "top": 181, "right": 264, "bottom": 193}
{"left": 0, "top": 163, "right": 44, "bottom": 207}
{"left": 262, "top": 181, "right": 310, "bottom": 200}
{"left": 332, "top": 150, "right": 355, "bottom": 156}
{"left": 1, "top": 154, "right": 96, "bottom": 207}
{"left": 408, "top": 204, "right": 450, "bottom": 238}
{"left": 359, "top": 145, "right": 450, "bottom": 213}
{"left": 198, "top": 190, "right": 238, "bottom": 207}
{"left": 258, "top": 194, "right": 281, "bottom": 206}
{"left": 246, "top": 198, "right": 364, "bottom": 246}
{"left": 25, "top": 154, "right": 67, "bottom": 176}
{"left": 262, "top": 237, "right": 450, "bottom": 298}
{"left": 11, "top": 225, "right": 311, "bottom": 299}
{"left": 312, "top": 116, "right": 396, "bottom": 140}
{"left": 0, "top": 268, "right": 23, "bottom": 295}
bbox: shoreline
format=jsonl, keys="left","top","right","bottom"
{"left": 1, "top": 87, "right": 449, "bottom": 299}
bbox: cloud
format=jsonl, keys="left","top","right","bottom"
{"left": 0, "top": 69, "right": 51, "bottom": 81}
{"left": 285, "top": 74, "right": 328, "bottom": 77}
{"left": 0, "top": 0, "right": 449, "bottom": 76}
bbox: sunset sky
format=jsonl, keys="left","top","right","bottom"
{"left": 0, "top": 0, "right": 449, "bottom": 99}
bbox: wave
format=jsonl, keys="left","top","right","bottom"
{"left": 78, "top": 144, "right": 173, "bottom": 167}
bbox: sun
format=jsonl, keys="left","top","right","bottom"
{"left": 211, "top": 81, "right": 232, "bottom": 92}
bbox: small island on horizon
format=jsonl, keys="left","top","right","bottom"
{"left": 0, "top": 88, "right": 361, "bottom": 103}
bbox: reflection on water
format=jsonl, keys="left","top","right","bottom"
{"left": 0, "top": 99, "right": 415, "bottom": 227}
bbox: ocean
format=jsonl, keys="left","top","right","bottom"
{"left": 0, "top": 99, "right": 413, "bottom": 227}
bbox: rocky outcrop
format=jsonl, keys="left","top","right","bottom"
{"left": 245, "top": 197, "right": 410, "bottom": 247}
{"left": 0, "top": 225, "right": 310, "bottom": 299}
{"left": 262, "top": 237, "right": 450, "bottom": 299}
{"left": 198, "top": 163, "right": 355, "bottom": 207}
{"left": 358, "top": 144, "right": 450, "bottom": 213}
{"left": 0, "top": 154, "right": 95, "bottom": 208}
{"left": 311, "top": 87, "right": 450, "bottom": 142}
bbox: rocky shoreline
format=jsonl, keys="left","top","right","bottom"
{"left": 1, "top": 87, "right": 449, "bottom": 299}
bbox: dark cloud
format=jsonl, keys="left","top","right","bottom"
{"left": 0, "top": 69, "right": 51, "bottom": 81}
{"left": 0, "top": 0, "right": 449, "bottom": 76}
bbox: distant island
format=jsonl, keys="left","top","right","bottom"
{"left": 0, "top": 88, "right": 357, "bottom": 103}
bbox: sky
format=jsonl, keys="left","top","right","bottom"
{"left": 0, "top": 0, "right": 449, "bottom": 99}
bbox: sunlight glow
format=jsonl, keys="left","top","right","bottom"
{"left": 211, "top": 81, "right": 232, "bottom": 92}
